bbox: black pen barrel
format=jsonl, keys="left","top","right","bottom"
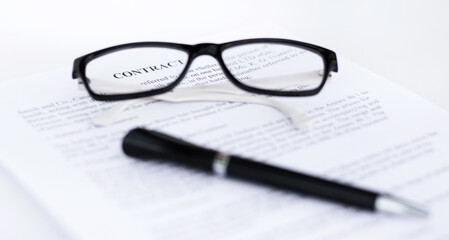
{"left": 123, "top": 128, "right": 377, "bottom": 210}
{"left": 227, "top": 156, "right": 378, "bottom": 210}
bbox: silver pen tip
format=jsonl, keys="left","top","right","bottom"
{"left": 375, "top": 195, "right": 429, "bottom": 217}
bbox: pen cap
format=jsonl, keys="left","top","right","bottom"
{"left": 122, "top": 128, "right": 217, "bottom": 172}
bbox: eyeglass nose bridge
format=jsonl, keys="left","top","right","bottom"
{"left": 191, "top": 43, "right": 219, "bottom": 58}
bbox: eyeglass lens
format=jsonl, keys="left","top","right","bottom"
{"left": 222, "top": 43, "right": 324, "bottom": 91}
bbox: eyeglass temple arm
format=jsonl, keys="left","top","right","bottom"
{"left": 91, "top": 90, "right": 310, "bottom": 128}
{"left": 82, "top": 70, "right": 329, "bottom": 127}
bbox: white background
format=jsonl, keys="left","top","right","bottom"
{"left": 0, "top": 1, "right": 448, "bottom": 239}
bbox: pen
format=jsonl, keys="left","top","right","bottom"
{"left": 122, "top": 128, "right": 428, "bottom": 217}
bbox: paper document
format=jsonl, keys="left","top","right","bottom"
{"left": 1, "top": 55, "right": 449, "bottom": 240}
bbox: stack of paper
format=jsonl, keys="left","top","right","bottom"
{"left": 1, "top": 55, "right": 448, "bottom": 239}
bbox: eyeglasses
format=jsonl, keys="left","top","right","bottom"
{"left": 72, "top": 38, "right": 338, "bottom": 126}
{"left": 73, "top": 38, "right": 337, "bottom": 100}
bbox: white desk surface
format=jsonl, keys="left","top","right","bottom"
{"left": 1, "top": 1, "right": 448, "bottom": 239}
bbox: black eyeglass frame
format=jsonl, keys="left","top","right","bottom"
{"left": 72, "top": 38, "right": 338, "bottom": 101}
